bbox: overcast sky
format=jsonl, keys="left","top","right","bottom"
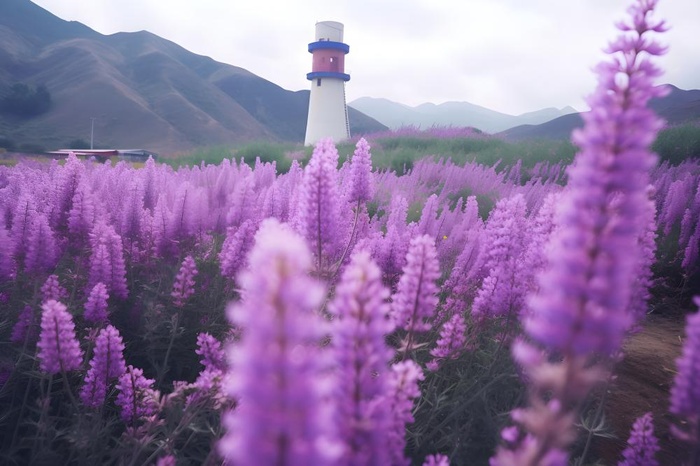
{"left": 31, "top": 0, "right": 700, "bottom": 115}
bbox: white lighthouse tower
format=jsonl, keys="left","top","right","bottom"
{"left": 304, "top": 21, "right": 350, "bottom": 146}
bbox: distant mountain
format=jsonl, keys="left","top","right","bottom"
{"left": 0, "top": 0, "right": 386, "bottom": 154}
{"left": 498, "top": 85, "right": 700, "bottom": 142}
{"left": 348, "top": 96, "right": 578, "bottom": 133}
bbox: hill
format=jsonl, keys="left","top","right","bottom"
{"left": 0, "top": 0, "right": 386, "bottom": 155}
{"left": 348, "top": 96, "right": 577, "bottom": 133}
{"left": 498, "top": 85, "right": 700, "bottom": 142}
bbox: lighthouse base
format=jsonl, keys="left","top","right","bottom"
{"left": 304, "top": 78, "right": 349, "bottom": 146}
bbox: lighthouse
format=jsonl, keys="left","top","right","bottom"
{"left": 304, "top": 21, "right": 350, "bottom": 146}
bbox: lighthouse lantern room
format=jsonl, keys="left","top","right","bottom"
{"left": 304, "top": 21, "right": 351, "bottom": 146}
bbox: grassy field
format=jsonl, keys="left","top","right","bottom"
{"left": 163, "top": 123, "right": 700, "bottom": 174}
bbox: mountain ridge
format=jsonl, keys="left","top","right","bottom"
{"left": 348, "top": 96, "right": 579, "bottom": 134}
{"left": 0, "top": 0, "right": 386, "bottom": 154}
{"left": 498, "top": 84, "right": 700, "bottom": 141}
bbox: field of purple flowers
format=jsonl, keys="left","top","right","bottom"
{"left": 1, "top": 1, "right": 699, "bottom": 465}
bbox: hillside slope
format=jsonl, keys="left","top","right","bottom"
{"left": 499, "top": 85, "right": 700, "bottom": 142}
{"left": 0, "top": 0, "right": 386, "bottom": 154}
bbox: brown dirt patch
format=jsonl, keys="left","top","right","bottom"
{"left": 592, "top": 314, "right": 687, "bottom": 465}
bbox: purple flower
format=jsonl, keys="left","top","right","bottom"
{"left": 195, "top": 333, "right": 225, "bottom": 372}
{"left": 80, "top": 325, "right": 127, "bottom": 408}
{"left": 68, "top": 181, "right": 97, "bottom": 240}
{"left": 362, "top": 195, "right": 416, "bottom": 282}
{"left": 119, "top": 180, "right": 145, "bottom": 247}
{"left": 115, "top": 365, "right": 160, "bottom": 424}
{"left": 669, "top": 297, "right": 700, "bottom": 444}
{"left": 84, "top": 282, "right": 110, "bottom": 324}
{"left": 628, "top": 189, "right": 658, "bottom": 328}
{"left": 24, "top": 214, "right": 58, "bottom": 275}
{"left": 219, "top": 219, "right": 337, "bottom": 465}
{"left": 50, "top": 153, "right": 84, "bottom": 233}
{"left": 167, "top": 182, "right": 205, "bottom": 243}
{"left": 524, "top": 0, "right": 667, "bottom": 357}
{"left": 187, "top": 367, "right": 226, "bottom": 408}
{"left": 442, "top": 227, "right": 484, "bottom": 319}
{"left": 494, "top": 1, "right": 668, "bottom": 464}
{"left": 660, "top": 177, "right": 692, "bottom": 235}
{"left": 347, "top": 137, "right": 374, "bottom": 204}
{"left": 472, "top": 194, "right": 530, "bottom": 321}
{"left": 0, "top": 223, "right": 14, "bottom": 281}
{"left": 11, "top": 305, "right": 35, "bottom": 344}
{"left": 427, "top": 312, "right": 467, "bottom": 371}
{"left": 678, "top": 202, "right": 700, "bottom": 275}
{"left": 385, "top": 360, "right": 425, "bottom": 466}
{"left": 88, "top": 221, "right": 128, "bottom": 299}
{"left": 678, "top": 179, "right": 700, "bottom": 253}
{"left": 294, "top": 138, "right": 345, "bottom": 271}
{"left": 172, "top": 255, "right": 197, "bottom": 307}
{"left": 522, "top": 192, "right": 560, "bottom": 293}
{"left": 226, "top": 172, "right": 258, "bottom": 228}
{"left": 618, "top": 412, "right": 659, "bottom": 466}
{"left": 10, "top": 188, "right": 38, "bottom": 260}
{"left": 392, "top": 235, "right": 440, "bottom": 355}
{"left": 329, "top": 251, "right": 395, "bottom": 465}
{"left": 37, "top": 300, "right": 83, "bottom": 374}
{"left": 219, "top": 219, "right": 257, "bottom": 281}
{"left": 40, "top": 274, "right": 67, "bottom": 303}
{"left": 417, "top": 194, "right": 440, "bottom": 238}
{"left": 155, "top": 455, "right": 176, "bottom": 466}
{"left": 423, "top": 454, "right": 450, "bottom": 466}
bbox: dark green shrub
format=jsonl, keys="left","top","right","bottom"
{"left": 0, "top": 83, "right": 52, "bottom": 118}
{"left": 652, "top": 124, "right": 700, "bottom": 165}
{"left": 67, "top": 139, "right": 91, "bottom": 150}
{"left": 18, "top": 142, "right": 46, "bottom": 154}
{"left": 0, "top": 136, "right": 16, "bottom": 151}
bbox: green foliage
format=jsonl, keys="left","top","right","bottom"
{"left": 406, "top": 315, "right": 525, "bottom": 464}
{"left": 67, "top": 139, "right": 91, "bottom": 150}
{"left": 235, "top": 141, "right": 293, "bottom": 173}
{"left": 163, "top": 124, "right": 698, "bottom": 177}
{"left": 359, "top": 135, "right": 577, "bottom": 175}
{"left": 167, "top": 142, "right": 301, "bottom": 173}
{"left": 652, "top": 123, "right": 700, "bottom": 165}
{"left": 0, "top": 83, "right": 52, "bottom": 118}
{"left": 18, "top": 142, "right": 46, "bottom": 154}
{"left": 0, "top": 236, "right": 234, "bottom": 465}
{"left": 165, "top": 145, "right": 235, "bottom": 168}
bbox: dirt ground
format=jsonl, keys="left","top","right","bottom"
{"left": 592, "top": 313, "right": 688, "bottom": 465}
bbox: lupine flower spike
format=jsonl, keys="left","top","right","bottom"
{"left": 172, "top": 255, "right": 198, "bottom": 307}
{"left": 11, "top": 305, "right": 35, "bottom": 344}
{"left": 219, "top": 219, "right": 337, "bottom": 465}
{"left": 195, "top": 332, "right": 225, "bottom": 372}
{"left": 40, "top": 274, "right": 67, "bottom": 303}
{"left": 80, "top": 325, "right": 127, "bottom": 408}
{"left": 386, "top": 360, "right": 425, "bottom": 466}
{"left": 423, "top": 454, "right": 451, "bottom": 466}
{"left": 427, "top": 312, "right": 467, "bottom": 371}
{"left": 618, "top": 412, "right": 659, "bottom": 466}
{"left": 84, "top": 282, "right": 110, "bottom": 324}
{"left": 492, "top": 1, "right": 668, "bottom": 464}
{"left": 330, "top": 251, "right": 395, "bottom": 465}
{"left": 37, "top": 300, "right": 83, "bottom": 374}
{"left": 392, "top": 234, "right": 440, "bottom": 358}
{"left": 295, "top": 138, "right": 344, "bottom": 273}
{"left": 115, "top": 365, "right": 160, "bottom": 424}
{"left": 669, "top": 297, "right": 700, "bottom": 463}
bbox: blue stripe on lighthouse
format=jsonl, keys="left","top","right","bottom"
{"left": 308, "top": 41, "right": 350, "bottom": 53}
{"left": 306, "top": 71, "right": 351, "bottom": 81}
